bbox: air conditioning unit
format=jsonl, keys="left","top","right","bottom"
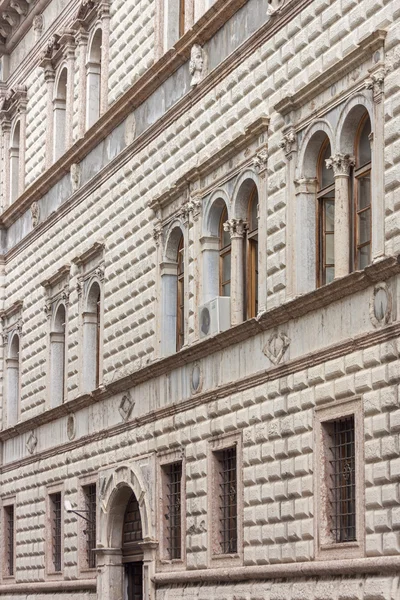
{"left": 199, "top": 297, "right": 231, "bottom": 338}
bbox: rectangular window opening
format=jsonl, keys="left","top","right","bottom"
{"left": 50, "top": 492, "right": 62, "bottom": 572}
{"left": 164, "top": 461, "right": 182, "bottom": 560}
{"left": 216, "top": 446, "right": 237, "bottom": 554}
{"left": 4, "top": 504, "right": 15, "bottom": 577}
{"left": 84, "top": 484, "right": 97, "bottom": 569}
{"left": 325, "top": 416, "right": 356, "bottom": 544}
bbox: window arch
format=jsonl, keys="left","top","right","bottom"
{"left": 9, "top": 119, "right": 20, "bottom": 203}
{"left": 317, "top": 137, "right": 335, "bottom": 286}
{"left": 50, "top": 303, "right": 66, "bottom": 407}
{"left": 6, "top": 332, "right": 20, "bottom": 426}
{"left": 219, "top": 206, "right": 231, "bottom": 297}
{"left": 176, "top": 234, "right": 184, "bottom": 351}
{"left": 53, "top": 67, "right": 68, "bottom": 161}
{"left": 353, "top": 113, "right": 372, "bottom": 270}
{"left": 86, "top": 28, "right": 102, "bottom": 130}
{"left": 82, "top": 280, "right": 101, "bottom": 392}
{"left": 247, "top": 186, "right": 258, "bottom": 318}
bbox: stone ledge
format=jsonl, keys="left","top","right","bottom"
{"left": 153, "top": 556, "right": 400, "bottom": 585}
{"left": 0, "top": 579, "right": 96, "bottom": 593}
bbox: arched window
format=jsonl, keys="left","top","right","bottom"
{"left": 7, "top": 333, "right": 20, "bottom": 426}
{"left": 219, "top": 206, "right": 231, "bottom": 296}
{"left": 53, "top": 67, "right": 68, "bottom": 161}
{"left": 86, "top": 29, "right": 102, "bottom": 130}
{"left": 50, "top": 303, "right": 66, "bottom": 407}
{"left": 247, "top": 187, "right": 258, "bottom": 318}
{"left": 176, "top": 235, "right": 184, "bottom": 352}
{"left": 10, "top": 120, "right": 20, "bottom": 203}
{"left": 82, "top": 281, "right": 101, "bottom": 392}
{"left": 317, "top": 138, "right": 335, "bottom": 286}
{"left": 353, "top": 114, "right": 371, "bottom": 270}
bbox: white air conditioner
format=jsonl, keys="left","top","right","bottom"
{"left": 199, "top": 297, "right": 231, "bottom": 338}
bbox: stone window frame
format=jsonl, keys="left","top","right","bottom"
{"left": 41, "top": 265, "right": 70, "bottom": 410}
{"left": 156, "top": 448, "right": 186, "bottom": 571}
{"left": 39, "top": 30, "right": 76, "bottom": 167}
{"left": 73, "top": 241, "right": 105, "bottom": 393}
{"left": 71, "top": 0, "right": 111, "bottom": 137}
{"left": 77, "top": 473, "right": 98, "bottom": 577}
{"left": 0, "top": 85, "right": 27, "bottom": 209}
{"left": 207, "top": 431, "right": 243, "bottom": 568}
{"left": 154, "top": 0, "right": 194, "bottom": 58}
{"left": 314, "top": 397, "right": 365, "bottom": 560}
{"left": 276, "top": 30, "right": 386, "bottom": 300}
{"left": 1, "top": 300, "right": 23, "bottom": 428}
{"left": 1, "top": 494, "right": 16, "bottom": 581}
{"left": 45, "top": 483, "right": 65, "bottom": 578}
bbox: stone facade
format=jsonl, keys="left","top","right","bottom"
{"left": 0, "top": 0, "right": 399, "bottom": 599}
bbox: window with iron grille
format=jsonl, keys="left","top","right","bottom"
{"left": 4, "top": 504, "right": 15, "bottom": 576}
{"left": 163, "top": 461, "right": 182, "bottom": 560}
{"left": 50, "top": 492, "right": 62, "bottom": 572}
{"left": 216, "top": 446, "right": 237, "bottom": 554}
{"left": 325, "top": 416, "right": 356, "bottom": 543}
{"left": 83, "top": 484, "right": 97, "bottom": 568}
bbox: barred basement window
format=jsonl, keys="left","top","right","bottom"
{"left": 84, "top": 484, "right": 97, "bottom": 568}
{"left": 4, "top": 505, "right": 15, "bottom": 576}
{"left": 217, "top": 447, "right": 237, "bottom": 554}
{"left": 50, "top": 492, "right": 62, "bottom": 572}
{"left": 326, "top": 416, "right": 356, "bottom": 543}
{"left": 164, "top": 462, "right": 182, "bottom": 559}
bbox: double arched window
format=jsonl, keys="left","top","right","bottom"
{"left": 82, "top": 281, "right": 102, "bottom": 392}
{"left": 246, "top": 186, "right": 259, "bottom": 319}
{"left": 161, "top": 226, "right": 185, "bottom": 356}
{"left": 53, "top": 68, "right": 68, "bottom": 161}
{"left": 50, "top": 303, "right": 66, "bottom": 408}
{"left": 317, "top": 139, "right": 335, "bottom": 286}
{"left": 353, "top": 115, "right": 372, "bottom": 270}
{"left": 6, "top": 332, "right": 20, "bottom": 426}
{"left": 86, "top": 29, "right": 102, "bottom": 130}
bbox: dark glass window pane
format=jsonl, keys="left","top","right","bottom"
{"left": 358, "top": 118, "right": 371, "bottom": 167}
{"left": 325, "top": 233, "right": 334, "bottom": 266}
{"left": 321, "top": 142, "right": 334, "bottom": 189}
{"left": 325, "top": 200, "right": 335, "bottom": 232}
{"left": 359, "top": 245, "right": 370, "bottom": 270}
{"left": 358, "top": 208, "right": 371, "bottom": 245}
{"left": 325, "top": 266, "right": 335, "bottom": 284}
{"left": 358, "top": 175, "right": 371, "bottom": 210}
{"left": 222, "top": 254, "right": 231, "bottom": 284}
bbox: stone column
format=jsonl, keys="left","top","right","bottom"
{"left": 43, "top": 65, "right": 55, "bottom": 168}
{"left": 224, "top": 219, "right": 247, "bottom": 326}
{"left": 86, "top": 61, "right": 101, "bottom": 129}
{"left": 75, "top": 28, "right": 89, "bottom": 138}
{"left": 294, "top": 178, "right": 318, "bottom": 293}
{"left": 18, "top": 97, "right": 27, "bottom": 196}
{"left": 99, "top": 2, "right": 111, "bottom": 115}
{"left": 253, "top": 147, "right": 268, "bottom": 314}
{"left": 160, "top": 260, "right": 178, "bottom": 357}
{"left": 200, "top": 235, "right": 219, "bottom": 304}
{"left": 326, "top": 153, "right": 355, "bottom": 279}
{"left": 187, "top": 195, "right": 201, "bottom": 344}
{"left": 152, "top": 218, "right": 162, "bottom": 358}
{"left": 82, "top": 311, "right": 98, "bottom": 392}
{"left": 96, "top": 548, "right": 123, "bottom": 600}
{"left": 366, "top": 68, "right": 385, "bottom": 260}
{"left": 139, "top": 540, "right": 158, "bottom": 600}
{"left": 64, "top": 40, "right": 76, "bottom": 149}
{"left": 279, "top": 130, "right": 297, "bottom": 299}
{"left": 49, "top": 331, "right": 65, "bottom": 407}
{"left": 0, "top": 118, "right": 11, "bottom": 208}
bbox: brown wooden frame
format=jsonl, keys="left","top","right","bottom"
{"left": 176, "top": 235, "right": 184, "bottom": 351}
{"left": 179, "top": 0, "right": 185, "bottom": 38}
{"left": 316, "top": 137, "right": 335, "bottom": 287}
{"left": 353, "top": 112, "right": 372, "bottom": 271}
{"left": 219, "top": 206, "right": 231, "bottom": 297}
{"left": 246, "top": 186, "right": 258, "bottom": 319}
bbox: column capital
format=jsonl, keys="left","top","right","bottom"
{"left": 253, "top": 146, "right": 268, "bottom": 172}
{"left": 326, "top": 153, "right": 355, "bottom": 177}
{"left": 294, "top": 177, "right": 317, "bottom": 194}
{"left": 279, "top": 130, "right": 297, "bottom": 157}
{"left": 365, "top": 67, "right": 385, "bottom": 103}
{"left": 223, "top": 219, "right": 248, "bottom": 238}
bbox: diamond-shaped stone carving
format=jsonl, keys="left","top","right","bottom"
{"left": 119, "top": 393, "right": 134, "bottom": 421}
{"left": 263, "top": 332, "right": 290, "bottom": 365}
{"left": 26, "top": 430, "right": 38, "bottom": 455}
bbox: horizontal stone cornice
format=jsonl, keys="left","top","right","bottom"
{"left": 1, "top": 255, "right": 399, "bottom": 469}
{"left": 154, "top": 556, "right": 400, "bottom": 585}
{"left": 274, "top": 29, "right": 387, "bottom": 116}
{"left": 0, "top": 579, "right": 96, "bottom": 594}
{"left": 0, "top": 0, "right": 312, "bottom": 234}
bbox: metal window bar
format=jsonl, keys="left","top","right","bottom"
{"left": 329, "top": 416, "right": 356, "bottom": 543}
{"left": 6, "top": 505, "right": 14, "bottom": 576}
{"left": 51, "top": 493, "right": 62, "bottom": 571}
{"left": 166, "top": 462, "right": 182, "bottom": 560}
{"left": 218, "top": 447, "right": 237, "bottom": 554}
{"left": 85, "top": 484, "right": 97, "bottom": 568}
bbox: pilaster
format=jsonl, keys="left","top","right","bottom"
{"left": 224, "top": 219, "right": 247, "bottom": 326}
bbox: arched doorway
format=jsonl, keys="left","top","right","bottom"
{"left": 122, "top": 492, "right": 144, "bottom": 600}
